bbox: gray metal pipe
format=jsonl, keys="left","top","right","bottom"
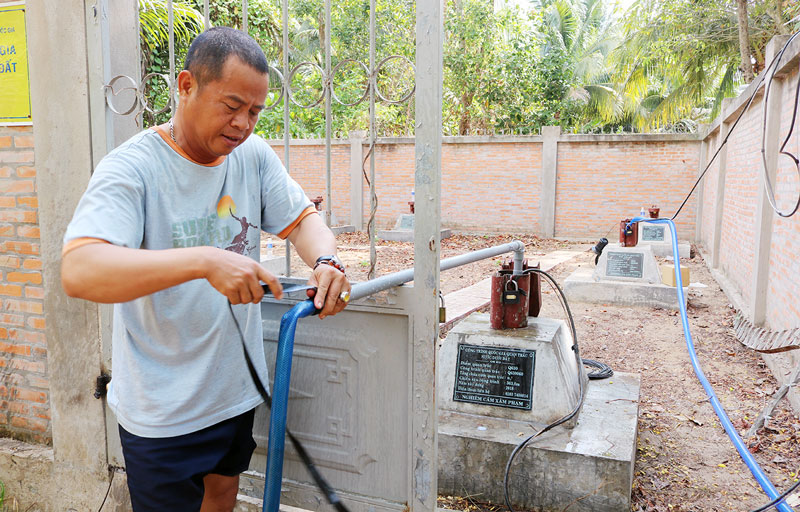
{"left": 350, "top": 240, "right": 525, "bottom": 301}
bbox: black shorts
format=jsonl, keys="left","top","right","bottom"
{"left": 118, "top": 408, "right": 257, "bottom": 512}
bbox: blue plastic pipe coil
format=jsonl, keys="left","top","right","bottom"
{"left": 263, "top": 299, "right": 318, "bottom": 512}
{"left": 631, "top": 216, "right": 793, "bottom": 512}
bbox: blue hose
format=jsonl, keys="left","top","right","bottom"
{"left": 631, "top": 216, "right": 792, "bottom": 512}
{"left": 263, "top": 299, "right": 319, "bottom": 512}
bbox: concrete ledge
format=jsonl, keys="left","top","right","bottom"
{"left": 643, "top": 242, "right": 691, "bottom": 259}
{"left": 564, "top": 266, "right": 687, "bottom": 310}
{"left": 438, "top": 373, "right": 640, "bottom": 511}
{"left": 331, "top": 224, "right": 356, "bottom": 235}
{"left": 377, "top": 228, "right": 452, "bottom": 242}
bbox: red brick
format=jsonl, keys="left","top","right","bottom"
{"left": 12, "top": 388, "right": 47, "bottom": 404}
{"left": 0, "top": 358, "right": 45, "bottom": 373}
{"left": 17, "top": 196, "right": 37, "bottom": 208}
{"left": 10, "top": 416, "right": 48, "bottom": 432}
{"left": 4, "top": 299, "right": 43, "bottom": 314}
{"left": 27, "top": 317, "right": 45, "bottom": 330}
{"left": 0, "top": 136, "right": 11, "bottom": 148}
{"left": 0, "top": 167, "right": 10, "bottom": 178}
{"left": 8, "top": 329, "right": 45, "bottom": 345}
{"left": 0, "top": 284, "right": 23, "bottom": 297}
{"left": 7, "top": 272, "right": 42, "bottom": 284}
{"left": 0, "top": 314, "right": 25, "bottom": 327}
{"left": 0, "top": 151, "right": 34, "bottom": 164}
{"left": 0, "top": 255, "right": 20, "bottom": 268}
{"left": 21, "top": 258, "right": 41, "bottom": 270}
{"left": 14, "top": 136, "right": 34, "bottom": 148}
{"left": 0, "top": 197, "right": 14, "bottom": 208}
{"left": 3, "top": 241, "right": 39, "bottom": 255}
{"left": 0, "top": 342, "right": 30, "bottom": 356}
{"left": 16, "top": 225, "right": 39, "bottom": 239}
{"left": 0, "top": 180, "right": 34, "bottom": 194}
{"left": 32, "top": 405, "right": 50, "bottom": 420}
{"left": 25, "top": 287, "right": 43, "bottom": 299}
{"left": 0, "top": 211, "right": 37, "bottom": 224}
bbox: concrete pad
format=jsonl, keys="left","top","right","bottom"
{"left": 377, "top": 228, "right": 452, "bottom": 242}
{"left": 565, "top": 266, "right": 687, "bottom": 310}
{"left": 331, "top": 224, "right": 356, "bottom": 235}
{"left": 260, "top": 253, "right": 286, "bottom": 276}
{"left": 646, "top": 242, "right": 691, "bottom": 258}
{"left": 438, "top": 372, "right": 640, "bottom": 512}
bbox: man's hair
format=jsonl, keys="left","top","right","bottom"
{"left": 184, "top": 26, "right": 268, "bottom": 86}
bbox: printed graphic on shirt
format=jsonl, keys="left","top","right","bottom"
{"left": 217, "top": 195, "right": 258, "bottom": 255}
{"left": 170, "top": 195, "right": 257, "bottom": 255}
{"left": 171, "top": 213, "right": 232, "bottom": 249}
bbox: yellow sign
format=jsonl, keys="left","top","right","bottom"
{"left": 0, "top": 3, "right": 31, "bottom": 125}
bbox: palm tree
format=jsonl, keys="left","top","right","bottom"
{"left": 532, "top": 0, "right": 622, "bottom": 128}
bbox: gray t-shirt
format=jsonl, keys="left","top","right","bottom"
{"left": 64, "top": 128, "right": 313, "bottom": 438}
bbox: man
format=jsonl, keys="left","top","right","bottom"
{"left": 61, "top": 27, "right": 350, "bottom": 511}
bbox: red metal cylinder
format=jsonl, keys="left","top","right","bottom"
{"left": 619, "top": 219, "right": 638, "bottom": 247}
{"left": 490, "top": 272, "right": 530, "bottom": 329}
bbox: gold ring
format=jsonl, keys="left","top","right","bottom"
{"left": 339, "top": 290, "right": 351, "bottom": 303}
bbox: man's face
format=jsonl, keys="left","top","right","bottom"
{"left": 178, "top": 56, "right": 268, "bottom": 163}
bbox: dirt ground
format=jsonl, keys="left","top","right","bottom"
{"left": 262, "top": 231, "right": 800, "bottom": 512}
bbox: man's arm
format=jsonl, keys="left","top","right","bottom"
{"left": 286, "top": 213, "right": 351, "bottom": 319}
{"left": 61, "top": 242, "right": 283, "bottom": 304}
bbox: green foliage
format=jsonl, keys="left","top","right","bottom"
{"left": 613, "top": 0, "right": 799, "bottom": 130}
{"left": 139, "top": 0, "right": 204, "bottom": 126}
{"left": 138, "top": 0, "right": 800, "bottom": 135}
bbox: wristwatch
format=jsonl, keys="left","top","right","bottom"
{"left": 314, "top": 255, "right": 346, "bottom": 275}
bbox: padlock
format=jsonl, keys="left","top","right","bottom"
{"left": 438, "top": 292, "right": 446, "bottom": 323}
{"left": 502, "top": 279, "right": 527, "bottom": 304}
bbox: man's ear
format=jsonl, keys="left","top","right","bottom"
{"left": 176, "top": 70, "right": 196, "bottom": 98}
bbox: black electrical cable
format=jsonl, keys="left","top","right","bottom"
{"left": 583, "top": 358, "right": 614, "bottom": 380}
{"left": 671, "top": 30, "right": 800, "bottom": 221}
{"left": 228, "top": 301, "right": 350, "bottom": 512}
{"left": 503, "top": 268, "right": 587, "bottom": 512}
{"left": 96, "top": 466, "right": 114, "bottom": 512}
{"left": 760, "top": 31, "right": 800, "bottom": 218}
{"left": 750, "top": 478, "right": 800, "bottom": 512}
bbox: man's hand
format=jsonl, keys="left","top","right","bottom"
{"left": 307, "top": 264, "right": 350, "bottom": 319}
{"left": 203, "top": 247, "right": 283, "bottom": 304}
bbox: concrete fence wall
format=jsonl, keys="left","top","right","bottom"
{"left": 269, "top": 132, "right": 701, "bottom": 241}
{"left": 695, "top": 35, "right": 800, "bottom": 333}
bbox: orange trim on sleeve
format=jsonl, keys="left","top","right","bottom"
{"left": 62, "top": 237, "right": 111, "bottom": 257}
{"left": 151, "top": 125, "right": 226, "bottom": 167}
{"left": 277, "top": 206, "right": 318, "bottom": 239}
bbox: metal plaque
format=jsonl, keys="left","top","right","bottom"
{"left": 453, "top": 344, "right": 535, "bottom": 410}
{"left": 642, "top": 225, "right": 665, "bottom": 242}
{"left": 398, "top": 214, "right": 414, "bottom": 230}
{"left": 606, "top": 251, "right": 644, "bottom": 278}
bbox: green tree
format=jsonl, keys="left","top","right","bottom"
{"left": 613, "top": 0, "right": 800, "bottom": 130}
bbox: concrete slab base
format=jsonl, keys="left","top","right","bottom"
{"left": 377, "top": 228, "right": 452, "bottom": 242}
{"left": 564, "top": 266, "right": 688, "bottom": 310}
{"left": 438, "top": 373, "right": 640, "bottom": 512}
{"left": 260, "top": 254, "right": 286, "bottom": 276}
{"left": 331, "top": 224, "right": 356, "bottom": 235}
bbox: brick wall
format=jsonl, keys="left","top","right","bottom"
{"left": 698, "top": 55, "right": 800, "bottom": 333}
{"left": 0, "top": 125, "right": 50, "bottom": 445}
{"left": 766, "top": 66, "right": 800, "bottom": 331}
{"left": 270, "top": 136, "right": 698, "bottom": 238}
{"left": 555, "top": 140, "right": 699, "bottom": 239}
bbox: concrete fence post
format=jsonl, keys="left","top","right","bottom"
{"left": 349, "top": 131, "right": 366, "bottom": 230}
{"left": 752, "top": 35, "right": 791, "bottom": 326}
{"left": 694, "top": 125, "right": 709, "bottom": 243}
{"left": 540, "top": 126, "right": 561, "bottom": 238}
{"left": 711, "top": 98, "right": 734, "bottom": 269}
